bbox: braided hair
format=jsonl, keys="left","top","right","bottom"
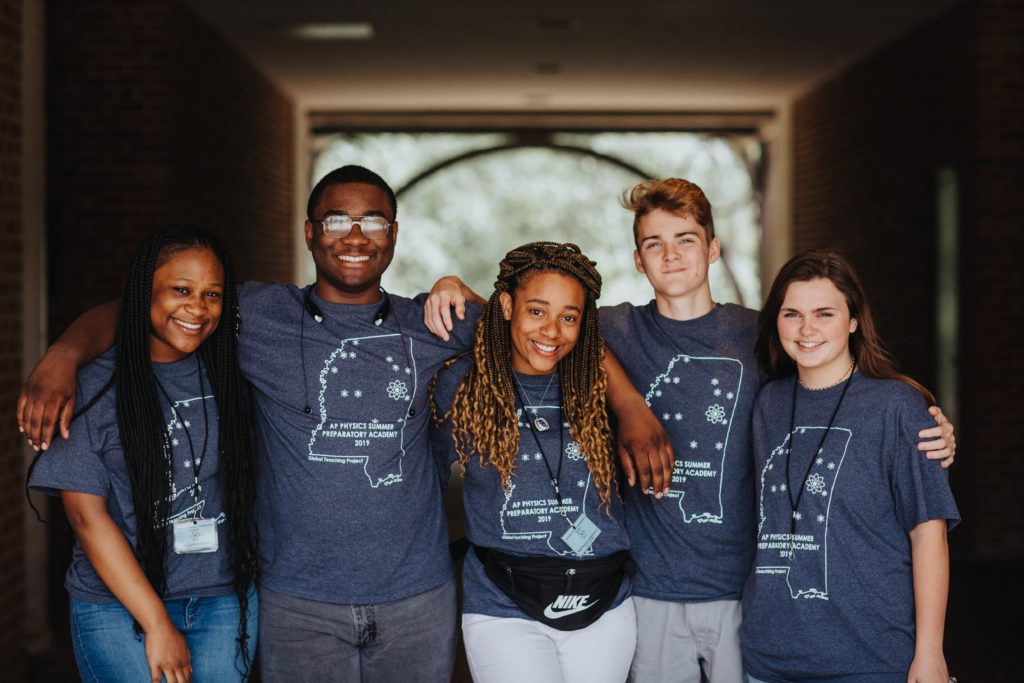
{"left": 435, "top": 242, "right": 617, "bottom": 507}
{"left": 116, "top": 225, "right": 257, "bottom": 672}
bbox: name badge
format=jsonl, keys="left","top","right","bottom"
{"left": 561, "top": 513, "right": 601, "bottom": 556}
{"left": 172, "top": 518, "right": 219, "bottom": 554}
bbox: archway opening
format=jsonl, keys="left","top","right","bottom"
{"left": 311, "top": 131, "right": 762, "bottom": 307}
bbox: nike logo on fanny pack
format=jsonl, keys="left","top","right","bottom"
{"left": 543, "top": 594, "right": 598, "bottom": 619}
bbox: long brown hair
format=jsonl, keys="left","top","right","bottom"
{"left": 756, "top": 249, "right": 935, "bottom": 403}
{"left": 431, "top": 242, "right": 617, "bottom": 507}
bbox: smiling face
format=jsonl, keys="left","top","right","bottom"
{"left": 500, "top": 271, "right": 586, "bottom": 375}
{"left": 304, "top": 182, "right": 398, "bottom": 304}
{"left": 633, "top": 209, "right": 719, "bottom": 309}
{"left": 777, "top": 278, "right": 858, "bottom": 387}
{"left": 149, "top": 247, "right": 224, "bottom": 363}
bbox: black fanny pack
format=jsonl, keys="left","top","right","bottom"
{"left": 474, "top": 546, "right": 634, "bottom": 631}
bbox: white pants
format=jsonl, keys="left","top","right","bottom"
{"left": 628, "top": 596, "right": 744, "bottom": 683}
{"left": 463, "top": 598, "right": 637, "bottom": 683}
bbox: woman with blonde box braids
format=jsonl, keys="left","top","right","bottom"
{"left": 431, "top": 242, "right": 636, "bottom": 683}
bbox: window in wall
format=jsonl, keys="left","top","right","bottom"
{"left": 309, "top": 131, "right": 762, "bottom": 308}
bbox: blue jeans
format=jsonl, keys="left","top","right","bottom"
{"left": 70, "top": 587, "right": 258, "bottom": 682}
{"left": 258, "top": 578, "right": 457, "bottom": 682}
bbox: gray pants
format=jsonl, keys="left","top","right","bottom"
{"left": 628, "top": 596, "right": 744, "bottom": 683}
{"left": 258, "top": 579, "right": 457, "bottom": 683}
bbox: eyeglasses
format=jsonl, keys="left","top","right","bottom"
{"left": 314, "top": 214, "right": 393, "bottom": 240}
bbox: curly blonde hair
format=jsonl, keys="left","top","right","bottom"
{"left": 432, "top": 242, "right": 617, "bottom": 507}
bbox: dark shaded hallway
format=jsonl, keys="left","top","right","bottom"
{"left": 4, "top": 0, "right": 1022, "bottom": 679}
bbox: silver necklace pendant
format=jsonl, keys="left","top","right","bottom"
{"left": 513, "top": 372, "right": 557, "bottom": 433}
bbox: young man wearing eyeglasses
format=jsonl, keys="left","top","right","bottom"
{"left": 240, "top": 165, "right": 482, "bottom": 681}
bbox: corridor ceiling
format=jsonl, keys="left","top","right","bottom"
{"left": 183, "top": 0, "right": 957, "bottom": 112}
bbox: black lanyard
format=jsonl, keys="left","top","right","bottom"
{"left": 784, "top": 368, "right": 855, "bottom": 558}
{"left": 154, "top": 354, "right": 209, "bottom": 506}
{"left": 512, "top": 376, "right": 570, "bottom": 526}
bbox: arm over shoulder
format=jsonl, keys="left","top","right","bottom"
{"left": 886, "top": 384, "right": 960, "bottom": 533}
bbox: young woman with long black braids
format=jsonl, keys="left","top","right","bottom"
{"left": 29, "top": 225, "right": 257, "bottom": 683}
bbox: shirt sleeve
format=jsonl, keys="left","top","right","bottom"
{"left": 28, "top": 384, "right": 112, "bottom": 499}
{"left": 236, "top": 280, "right": 293, "bottom": 381}
{"left": 236, "top": 281, "right": 262, "bottom": 377}
{"left": 597, "top": 304, "right": 629, "bottom": 358}
{"left": 238, "top": 280, "right": 261, "bottom": 317}
{"left": 887, "top": 387, "right": 960, "bottom": 533}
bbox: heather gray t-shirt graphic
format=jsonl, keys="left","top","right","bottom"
{"left": 644, "top": 352, "right": 743, "bottom": 523}
{"left": 307, "top": 330, "right": 419, "bottom": 488}
{"left": 755, "top": 424, "right": 853, "bottom": 599}
{"left": 29, "top": 348, "right": 233, "bottom": 603}
{"left": 600, "top": 302, "right": 761, "bottom": 602}
{"left": 239, "top": 282, "right": 479, "bottom": 605}
{"left": 495, "top": 408, "right": 597, "bottom": 557}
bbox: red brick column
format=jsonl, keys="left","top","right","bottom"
{"left": 792, "top": 0, "right": 1024, "bottom": 560}
{"left": 0, "top": 0, "right": 24, "bottom": 676}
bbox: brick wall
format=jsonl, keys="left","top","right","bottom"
{"left": 791, "top": 2, "right": 973, "bottom": 385}
{"left": 46, "top": 0, "right": 294, "bottom": 335}
{"left": 170, "top": 6, "right": 295, "bottom": 283}
{"left": 793, "top": 0, "right": 1024, "bottom": 560}
{"left": 958, "top": 0, "right": 1024, "bottom": 559}
{"left": 46, "top": 0, "right": 176, "bottom": 334}
{"left": 0, "top": 0, "right": 23, "bottom": 676}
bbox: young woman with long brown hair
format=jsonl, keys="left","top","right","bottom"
{"left": 741, "top": 249, "right": 958, "bottom": 683}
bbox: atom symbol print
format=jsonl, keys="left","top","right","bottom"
{"left": 756, "top": 425, "right": 853, "bottom": 600}
{"left": 645, "top": 354, "right": 743, "bottom": 523}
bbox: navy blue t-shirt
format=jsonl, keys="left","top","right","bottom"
{"left": 432, "top": 357, "right": 631, "bottom": 619}
{"left": 601, "top": 302, "right": 761, "bottom": 601}
{"left": 29, "top": 348, "right": 233, "bottom": 603}
{"left": 238, "top": 282, "right": 478, "bottom": 604}
{"left": 741, "top": 374, "right": 959, "bottom": 682}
